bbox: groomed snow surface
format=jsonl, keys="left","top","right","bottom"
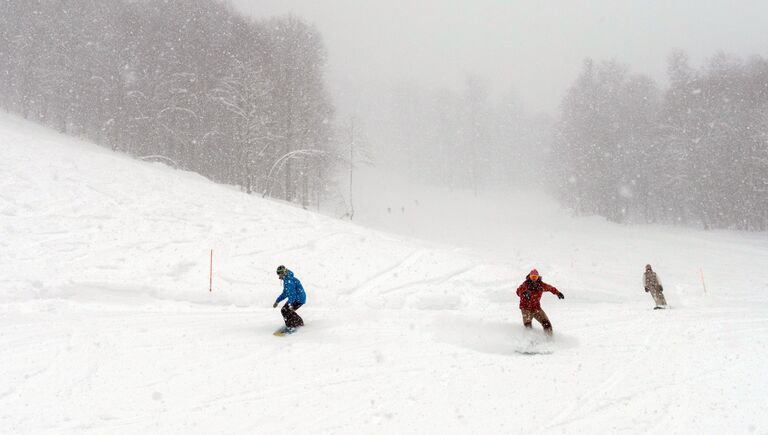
{"left": 2, "top": 113, "right": 767, "bottom": 434}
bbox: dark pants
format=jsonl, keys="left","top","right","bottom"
{"left": 281, "top": 302, "right": 304, "bottom": 328}
{"left": 521, "top": 308, "right": 553, "bottom": 336}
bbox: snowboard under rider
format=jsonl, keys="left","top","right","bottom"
{"left": 643, "top": 264, "right": 667, "bottom": 309}
{"left": 516, "top": 268, "right": 564, "bottom": 336}
{"left": 273, "top": 265, "right": 306, "bottom": 330}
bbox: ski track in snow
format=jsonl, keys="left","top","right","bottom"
{"left": 1, "top": 114, "right": 768, "bottom": 434}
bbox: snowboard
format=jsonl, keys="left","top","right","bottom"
{"left": 514, "top": 341, "right": 553, "bottom": 355}
{"left": 273, "top": 326, "right": 299, "bottom": 336}
{"left": 515, "top": 330, "right": 554, "bottom": 355}
{"left": 515, "top": 349, "right": 553, "bottom": 356}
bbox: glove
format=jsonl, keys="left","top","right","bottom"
{"left": 557, "top": 292, "right": 565, "bottom": 300}
{"left": 522, "top": 291, "right": 531, "bottom": 301}
{"left": 644, "top": 287, "right": 649, "bottom": 293}
{"left": 273, "top": 302, "right": 278, "bottom": 308}
{"left": 658, "top": 286, "right": 664, "bottom": 292}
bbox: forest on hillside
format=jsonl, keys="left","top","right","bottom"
{"left": 0, "top": 0, "right": 333, "bottom": 208}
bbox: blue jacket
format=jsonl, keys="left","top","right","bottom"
{"left": 275, "top": 270, "right": 307, "bottom": 305}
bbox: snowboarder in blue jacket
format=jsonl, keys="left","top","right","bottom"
{"left": 273, "top": 265, "right": 306, "bottom": 330}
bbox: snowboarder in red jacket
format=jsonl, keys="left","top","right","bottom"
{"left": 516, "top": 268, "right": 564, "bottom": 336}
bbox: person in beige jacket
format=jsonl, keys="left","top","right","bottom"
{"left": 644, "top": 264, "right": 667, "bottom": 309}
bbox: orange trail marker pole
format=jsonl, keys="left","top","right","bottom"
{"left": 700, "top": 268, "right": 707, "bottom": 295}
{"left": 209, "top": 249, "right": 213, "bottom": 292}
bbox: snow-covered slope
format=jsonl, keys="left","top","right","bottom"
{"left": 1, "top": 113, "right": 767, "bottom": 434}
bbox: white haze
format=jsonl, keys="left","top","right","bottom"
{"left": 229, "top": 1, "right": 768, "bottom": 235}
{"left": 232, "top": 0, "right": 768, "bottom": 114}
{"left": 3, "top": 0, "right": 765, "bottom": 231}
{"left": 2, "top": 3, "right": 768, "bottom": 432}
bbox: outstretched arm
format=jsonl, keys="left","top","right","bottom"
{"left": 543, "top": 283, "right": 564, "bottom": 299}
{"left": 276, "top": 278, "right": 297, "bottom": 304}
{"left": 275, "top": 287, "right": 288, "bottom": 304}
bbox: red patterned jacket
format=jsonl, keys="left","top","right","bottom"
{"left": 516, "top": 276, "right": 562, "bottom": 310}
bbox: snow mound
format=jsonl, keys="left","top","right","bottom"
{"left": 2, "top": 113, "right": 768, "bottom": 434}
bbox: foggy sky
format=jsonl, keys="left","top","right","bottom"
{"left": 231, "top": 0, "right": 768, "bottom": 115}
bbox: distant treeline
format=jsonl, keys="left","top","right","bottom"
{"left": 553, "top": 52, "right": 768, "bottom": 230}
{"left": 0, "top": 0, "right": 334, "bottom": 207}
{"left": 368, "top": 77, "right": 552, "bottom": 195}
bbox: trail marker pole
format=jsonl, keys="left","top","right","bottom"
{"left": 209, "top": 249, "right": 213, "bottom": 292}
{"left": 699, "top": 268, "right": 707, "bottom": 295}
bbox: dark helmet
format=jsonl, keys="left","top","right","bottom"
{"left": 645, "top": 264, "right": 653, "bottom": 271}
{"left": 276, "top": 265, "right": 287, "bottom": 277}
